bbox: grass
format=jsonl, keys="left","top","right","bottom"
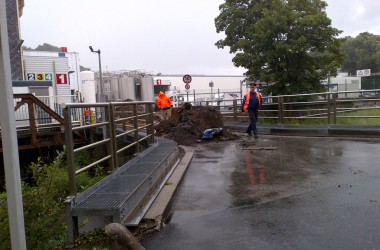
{"left": 225, "top": 108, "right": 380, "bottom": 126}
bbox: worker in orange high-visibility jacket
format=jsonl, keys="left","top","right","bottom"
{"left": 156, "top": 91, "right": 173, "bottom": 120}
{"left": 84, "top": 108, "right": 90, "bottom": 125}
{"left": 242, "top": 82, "right": 262, "bottom": 138}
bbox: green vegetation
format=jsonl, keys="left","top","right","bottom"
{"left": 340, "top": 32, "right": 380, "bottom": 76}
{"left": 0, "top": 149, "right": 106, "bottom": 250}
{"left": 335, "top": 109, "right": 380, "bottom": 126}
{"left": 215, "top": 0, "right": 343, "bottom": 95}
{"left": 225, "top": 104, "right": 380, "bottom": 126}
{"left": 259, "top": 108, "right": 380, "bottom": 126}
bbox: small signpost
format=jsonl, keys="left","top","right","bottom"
{"left": 183, "top": 74, "right": 192, "bottom": 84}
{"left": 183, "top": 74, "right": 191, "bottom": 92}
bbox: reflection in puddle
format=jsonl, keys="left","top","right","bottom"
{"left": 245, "top": 153, "right": 265, "bottom": 185}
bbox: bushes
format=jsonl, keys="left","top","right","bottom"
{"left": 0, "top": 149, "right": 105, "bottom": 249}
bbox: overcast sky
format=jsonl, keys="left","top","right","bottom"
{"left": 20, "top": 0, "right": 380, "bottom": 75}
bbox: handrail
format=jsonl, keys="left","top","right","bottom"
{"left": 218, "top": 89, "right": 380, "bottom": 126}
{"left": 64, "top": 101, "right": 155, "bottom": 196}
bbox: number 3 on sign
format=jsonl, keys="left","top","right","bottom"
{"left": 56, "top": 74, "right": 68, "bottom": 84}
{"left": 37, "top": 73, "right": 44, "bottom": 80}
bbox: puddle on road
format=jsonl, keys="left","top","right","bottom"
{"left": 180, "top": 137, "right": 380, "bottom": 209}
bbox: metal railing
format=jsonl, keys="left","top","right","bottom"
{"left": 13, "top": 94, "right": 79, "bottom": 127}
{"left": 200, "top": 89, "right": 380, "bottom": 126}
{"left": 63, "top": 101, "right": 155, "bottom": 196}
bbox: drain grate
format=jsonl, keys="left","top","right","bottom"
{"left": 97, "top": 175, "right": 145, "bottom": 193}
{"left": 76, "top": 193, "right": 129, "bottom": 209}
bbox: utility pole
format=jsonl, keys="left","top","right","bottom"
{"left": 0, "top": 2, "right": 27, "bottom": 249}
{"left": 89, "top": 46, "right": 104, "bottom": 102}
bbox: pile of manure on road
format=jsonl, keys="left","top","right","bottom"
{"left": 154, "top": 103, "right": 239, "bottom": 146}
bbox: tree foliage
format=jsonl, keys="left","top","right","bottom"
{"left": 0, "top": 150, "right": 106, "bottom": 249}
{"left": 340, "top": 32, "right": 380, "bottom": 76}
{"left": 22, "top": 43, "right": 61, "bottom": 52}
{"left": 215, "top": 0, "right": 344, "bottom": 95}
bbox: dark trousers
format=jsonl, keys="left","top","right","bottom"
{"left": 246, "top": 110, "right": 258, "bottom": 135}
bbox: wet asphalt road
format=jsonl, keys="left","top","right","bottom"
{"left": 141, "top": 135, "right": 380, "bottom": 250}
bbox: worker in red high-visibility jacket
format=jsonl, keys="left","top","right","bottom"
{"left": 242, "top": 83, "right": 262, "bottom": 138}
{"left": 156, "top": 91, "right": 173, "bottom": 120}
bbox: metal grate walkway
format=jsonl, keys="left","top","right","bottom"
{"left": 66, "top": 137, "right": 179, "bottom": 242}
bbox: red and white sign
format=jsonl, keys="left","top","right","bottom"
{"left": 183, "top": 74, "right": 192, "bottom": 84}
{"left": 156, "top": 79, "right": 162, "bottom": 85}
{"left": 357, "top": 69, "right": 371, "bottom": 77}
{"left": 56, "top": 73, "right": 68, "bottom": 84}
{"left": 185, "top": 83, "right": 190, "bottom": 90}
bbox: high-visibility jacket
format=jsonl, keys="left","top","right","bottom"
{"left": 242, "top": 91, "right": 262, "bottom": 111}
{"left": 156, "top": 91, "right": 172, "bottom": 109}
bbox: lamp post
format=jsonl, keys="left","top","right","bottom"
{"left": 209, "top": 81, "right": 214, "bottom": 101}
{"left": 68, "top": 70, "right": 75, "bottom": 90}
{"left": 240, "top": 78, "right": 246, "bottom": 98}
{"left": 89, "top": 46, "right": 104, "bottom": 102}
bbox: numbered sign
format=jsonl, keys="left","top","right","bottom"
{"left": 36, "top": 73, "right": 44, "bottom": 81}
{"left": 45, "top": 73, "right": 53, "bottom": 81}
{"left": 56, "top": 74, "right": 68, "bottom": 84}
{"left": 27, "top": 73, "right": 36, "bottom": 81}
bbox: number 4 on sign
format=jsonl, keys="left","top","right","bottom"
{"left": 45, "top": 73, "right": 53, "bottom": 81}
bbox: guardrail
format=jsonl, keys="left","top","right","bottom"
{"left": 186, "top": 89, "right": 380, "bottom": 126}
{"left": 63, "top": 101, "right": 155, "bottom": 196}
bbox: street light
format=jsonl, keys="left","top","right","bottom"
{"left": 209, "top": 81, "right": 214, "bottom": 101}
{"left": 89, "top": 46, "right": 104, "bottom": 102}
{"left": 68, "top": 70, "right": 75, "bottom": 87}
{"left": 240, "top": 78, "right": 246, "bottom": 98}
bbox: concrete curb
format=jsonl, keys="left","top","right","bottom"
{"left": 224, "top": 123, "right": 380, "bottom": 138}
{"left": 142, "top": 146, "right": 194, "bottom": 231}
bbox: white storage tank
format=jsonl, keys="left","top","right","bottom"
{"left": 141, "top": 76, "right": 154, "bottom": 101}
{"left": 119, "top": 76, "right": 135, "bottom": 101}
{"left": 110, "top": 77, "right": 119, "bottom": 100}
{"left": 103, "top": 79, "right": 111, "bottom": 101}
{"left": 80, "top": 71, "right": 97, "bottom": 103}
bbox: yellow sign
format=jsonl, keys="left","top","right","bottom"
{"left": 36, "top": 73, "right": 44, "bottom": 81}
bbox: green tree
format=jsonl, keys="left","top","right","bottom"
{"left": 34, "top": 43, "right": 61, "bottom": 52}
{"left": 215, "top": 0, "right": 344, "bottom": 95}
{"left": 80, "top": 65, "right": 92, "bottom": 71}
{"left": 340, "top": 32, "right": 380, "bottom": 76}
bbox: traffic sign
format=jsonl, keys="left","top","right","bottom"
{"left": 185, "top": 83, "right": 190, "bottom": 90}
{"left": 156, "top": 79, "right": 162, "bottom": 85}
{"left": 183, "top": 74, "right": 192, "bottom": 84}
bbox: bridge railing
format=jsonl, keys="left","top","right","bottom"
{"left": 14, "top": 94, "right": 79, "bottom": 127}
{"left": 63, "top": 101, "right": 155, "bottom": 196}
{"left": 212, "top": 89, "right": 380, "bottom": 126}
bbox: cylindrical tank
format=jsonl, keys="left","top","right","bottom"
{"left": 80, "top": 71, "right": 97, "bottom": 103}
{"left": 141, "top": 76, "right": 154, "bottom": 101}
{"left": 103, "top": 79, "right": 111, "bottom": 101}
{"left": 110, "top": 77, "right": 119, "bottom": 100}
{"left": 119, "top": 76, "right": 135, "bottom": 101}
{"left": 80, "top": 70, "right": 94, "bottom": 81}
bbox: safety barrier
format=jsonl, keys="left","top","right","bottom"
{"left": 63, "top": 101, "right": 155, "bottom": 196}
{"left": 197, "top": 89, "right": 380, "bottom": 126}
